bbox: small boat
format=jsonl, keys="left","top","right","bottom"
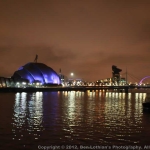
{"left": 143, "top": 93, "right": 150, "bottom": 111}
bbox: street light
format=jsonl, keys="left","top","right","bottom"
{"left": 70, "top": 73, "right": 74, "bottom": 86}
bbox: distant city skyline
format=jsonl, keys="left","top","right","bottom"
{"left": 0, "top": 0, "right": 150, "bottom": 82}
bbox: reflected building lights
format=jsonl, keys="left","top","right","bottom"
{"left": 99, "top": 90, "right": 102, "bottom": 98}
{"left": 87, "top": 91, "right": 94, "bottom": 120}
{"left": 127, "top": 93, "right": 132, "bottom": 118}
{"left": 67, "top": 91, "right": 76, "bottom": 121}
{"left": 143, "top": 93, "right": 146, "bottom": 102}
{"left": 128, "top": 93, "right": 131, "bottom": 100}
{"left": 9, "top": 90, "right": 148, "bottom": 145}
{"left": 104, "top": 91, "right": 144, "bottom": 143}
{"left": 12, "top": 92, "right": 43, "bottom": 141}
{"left": 134, "top": 93, "right": 146, "bottom": 122}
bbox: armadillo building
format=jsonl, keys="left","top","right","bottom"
{"left": 12, "top": 62, "right": 61, "bottom": 85}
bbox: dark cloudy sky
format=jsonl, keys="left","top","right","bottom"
{"left": 0, "top": 0, "right": 150, "bottom": 82}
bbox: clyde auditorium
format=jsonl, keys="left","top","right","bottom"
{"left": 0, "top": 62, "right": 61, "bottom": 87}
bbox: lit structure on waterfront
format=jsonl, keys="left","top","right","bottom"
{"left": 12, "top": 62, "right": 61, "bottom": 85}
{"left": 0, "top": 62, "right": 61, "bottom": 88}
{"left": 0, "top": 62, "right": 149, "bottom": 88}
{"left": 96, "top": 65, "right": 126, "bottom": 86}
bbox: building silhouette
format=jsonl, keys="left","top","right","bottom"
{"left": 112, "top": 65, "right": 122, "bottom": 84}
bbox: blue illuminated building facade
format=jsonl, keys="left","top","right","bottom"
{"left": 12, "top": 62, "right": 61, "bottom": 85}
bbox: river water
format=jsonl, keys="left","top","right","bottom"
{"left": 0, "top": 90, "right": 150, "bottom": 150}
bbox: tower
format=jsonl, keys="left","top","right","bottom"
{"left": 112, "top": 65, "right": 122, "bottom": 85}
{"left": 34, "top": 54, "right": 38, "bottom": 63}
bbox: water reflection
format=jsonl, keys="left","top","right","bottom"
{"left": 104, "top": 92, "right": 146, "bottom": 145}
{"left": 61, "top": 91, "right": 147, "bottom": 145}
{"left": 7, "top": 90, "right": 149, "bottom": 148}
{"left": 12, "top": 92, "right": 43, "bottom": 141}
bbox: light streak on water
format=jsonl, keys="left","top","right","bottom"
{"left": 0, "top": 90, "right": 149, "bottom": 149}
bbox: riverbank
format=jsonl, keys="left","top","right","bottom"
{"left": 0, "top": 86, "right": 149, "bottom": 93}
{"left": 0, "top": 86, "right": 127, "bottom": 92}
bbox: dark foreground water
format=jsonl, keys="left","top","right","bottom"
{"left": 0, "top": 90, "right": 150, "bottom": 150}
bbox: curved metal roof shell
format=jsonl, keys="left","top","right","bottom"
{"left": 13, "top": 63, "right": 60, "bottom": 84}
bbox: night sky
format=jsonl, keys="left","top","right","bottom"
{"left": 0, "top": 0, "right": 150, "bottom": 82}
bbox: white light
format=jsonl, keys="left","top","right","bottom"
{"left": 22, "top": 82, "right": 26, "bottom": 85}
{"left": 70, "top": 73, "right": 74, "bottom": 76}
